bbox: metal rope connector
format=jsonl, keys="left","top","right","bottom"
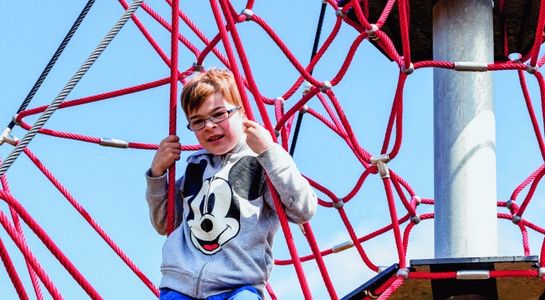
{"left": 401, "top": 62, "right": 414, "bottom": 75}
{"left": 299, "top": 104, "right": 309, "bottom": 114}
{"left": 539, "top": 267, "right": 545, "bottom": 278}
{"left": 366, "top": 24, "right": 379, "bottom": 41}
{"left": 333, "top": 198, "right": 344, "bottom": 209}
{"left": 99, "top": 138, "right": 129, "bottom": 149}
{"left": 506, "top": 199, "right": 514, "bottom": 210}
{"left": 0, "top": 128, "right": 19, "bottom": 146}
{"left": 241, "top": 9, "right": 253, "bottom": 21}
{"left": 412, "top": 195, "right": 422, "bottom": 206}
{"left": 363, "top": 290, "right": 379, "bottom": 299}
{"left": 193, "top": 62, "right": 204, "bottom": 72}
{"left": 512, "top": 215, "right": 522, "bottom": 224}
{"left": 302, "top": 81, "right": 313, "bottom": 95}
{"left": 526, "top": 63, "right": 538, "bottom": 74}
{"left": 410, "top": 215, "right": 421, "bottom": 224}
{"left": 274, "top": 130, "right": 281, "bottom": 137}
{"left": 335, "top": 8, "right": 345, "bottom": 18}
{"left": 371, "top": 154, "right": 390, "bottom": 178}
{"left": 456, "top": 270, "right": 490, "bottom": 280}
{"left": 397, "top": 268, "right": 409, "bottom": 279}
{"left": 320, "top": 80, "right": 332, "bottom": 92}
{"left": 332, "top": 240, "right": 354, "bottom": 253}
{"left": 454, "top": 61, "right": 488, "bottom": 72}
{"left": 275, "top": 96, "right": 285, "bottom": 105}
{"left": 12, "top": 114, "right": 20, "bottom": 126}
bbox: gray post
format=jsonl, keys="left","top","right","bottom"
{"left": 433, "top": 0, "right": 498, "bottom": 258}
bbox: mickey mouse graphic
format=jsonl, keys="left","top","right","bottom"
{"left": 183, "top": 156, "right": 265, "bottom": 255}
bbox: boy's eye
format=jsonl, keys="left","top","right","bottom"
{"left": 191, "top": 119, "right": 205, "bottom": 127}
{"left": 211, "top": 111, "right": 227, "bottom": 119}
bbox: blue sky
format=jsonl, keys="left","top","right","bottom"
{"left": 1, "top": 1, "right": 544, "bottom": 299}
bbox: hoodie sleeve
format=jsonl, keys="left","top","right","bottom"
{"left": 145, "top": 169, "right": 184, "bottom": 235}
{"left": 256, "top": 143, "right": 317, "bottom": 224}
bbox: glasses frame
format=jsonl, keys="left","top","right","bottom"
{"left": 186, "top": 105, "right": 242, "bottom": 132}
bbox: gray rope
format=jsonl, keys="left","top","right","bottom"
{"left": 0, "top": 0, "right": 144, "bottom": 177}
{"left": 7, "top": 0, "right": 96, "bottom": 131}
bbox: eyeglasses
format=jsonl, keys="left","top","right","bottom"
{"left": 186, "top": 106, "right": 241, "bottom": 131}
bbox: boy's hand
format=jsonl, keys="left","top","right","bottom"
{"left": 243, "top": 120, "right": 274, "bottom": 155}
{"left": 150, "top": 135, "right": 181, "bottom": 177}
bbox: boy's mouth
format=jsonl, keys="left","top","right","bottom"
{"left": 207, "top": 134, "right": 223, "bottom": 142}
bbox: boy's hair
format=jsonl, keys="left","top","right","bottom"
{"left": 180, "top": 68, "right": 243, "bottom": 116}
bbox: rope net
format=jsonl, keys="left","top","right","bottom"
{"left": 1, "top": 0, "right": 545, "bottom": 299}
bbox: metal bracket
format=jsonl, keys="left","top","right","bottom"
{"left": 371, "top": 154, "right": 390, "bottom": 178}
{"left": 0, "top": 128, "right": 19, "bottom": 146}
{"left": 99, "top": 138, "right": 129, "bottom": 149}
{"left": 456, "top": 270, "right": 490, "bottom": 280}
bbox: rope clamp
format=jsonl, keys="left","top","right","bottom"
{"left": 366, "top": 24, "right": 379, "bottom": 41}
{"left": 538, "top": 267, "right": 545, "bottom": 278}
{"left": 274, "top": 130, "right": 281, "bottom": 137}
{"left": 512, "top": 214, "right": 522, "bottom": 224}
{"left": 456, "top": 270, "right": 490, "bottom": 280}
{"left": 410, "top": 215, "right": 421, "bottom": 224}
{"left": 401, "top": 62, "right": 414, "bottom": 75}
{"left": 299, "top": 104, "right": 309, "bottom": 114}
{"left": 412, "top": 195, "right": 422, "bottom": 206}
{"left": 99, "top": 138, "right": 129, "bottom": 149}
{"left": 241, "top": 9, "right": 254, "bottom": 21}
{"left": 275, "top": 96, "right": 285, "bottom": 105}
{"left": 335, "top": 8, "right": 345, "bottom": 18}
{"left": 332, "top": 240, "right": 354, "bottom": 253}
{"left": 397, "top": 268, "right": 409, "bottom": 279}
{"left": 12, "top": 114, "right": 20, "bottom": 126}
{"left": 526, "top": 63, "right": 538, "bottom": 74}
{"left": 193, "top": 62, "right": 204, "bottom": 72}
{"left": 506, "top": 199, "right": 514, "bottom": 210}
{"left": 371, "top": 154, "right": 390, "bottom": 178}
{"left": 302, "top": 81, "right": 313, "bottom": 95}
{"left": 454, "top": 61, "right": 488, "bottom": 72}
{"left": 320, "top": 80, "right": 332, "bottom": 92}
{"left": 0, "top": 128, "right": 18, "bottom": 146}
{"left": 333, "top": 198, "right": 344, "bottom": 209}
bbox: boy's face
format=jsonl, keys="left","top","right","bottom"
{"left": 187, "top": 93, "right": 244, "bottom": 155}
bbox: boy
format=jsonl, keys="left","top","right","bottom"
{"left": 145, "top": 68, "right": 317, "bottom": 299}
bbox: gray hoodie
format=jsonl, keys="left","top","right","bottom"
{"left": 145, "top": 142, "right": 317, "bottom": 298}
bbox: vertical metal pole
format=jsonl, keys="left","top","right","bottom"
{"left": 433, "top": 0, "right": 498, "bottom": 258}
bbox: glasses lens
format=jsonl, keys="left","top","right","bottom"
{"left": 210, "top": 110, "right": 229, "bottom": 123}
{"left": 189, "top": 120, "right": 204, "bottom": 131}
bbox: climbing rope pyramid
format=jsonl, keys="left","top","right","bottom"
{"left": 1, "top": 0, "right": 545, "bottom": 299}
